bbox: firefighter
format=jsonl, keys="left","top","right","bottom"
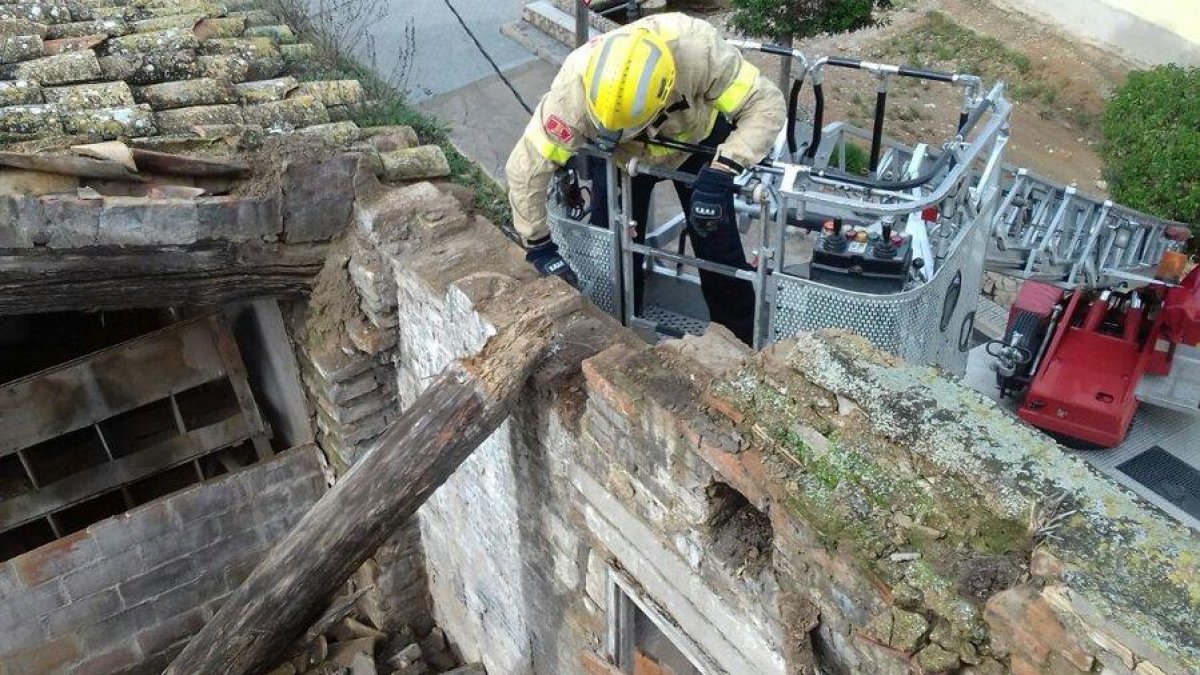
{"left": 505, "top": 13, "right": 786, "bottom": 345}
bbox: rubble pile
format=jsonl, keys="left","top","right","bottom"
{"left": 264, "top": 563, "right": 481, "bottom": 675}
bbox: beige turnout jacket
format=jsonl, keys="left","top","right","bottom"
{"left": 505, "top": 13, "right": 786, "bottom": 244}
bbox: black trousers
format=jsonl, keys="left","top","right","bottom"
{"left": 587, "top": 119, "right": 756, "bottom": 344}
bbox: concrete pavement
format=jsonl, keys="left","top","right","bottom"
{"left": 418, "top": 59, "right": 556, "bottom": 182}
{"left": 381, "top": 0, "right": 535, "bottom": 101}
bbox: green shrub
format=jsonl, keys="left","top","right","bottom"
{"left": 837, "top": 142, "right": 870, "bottom": 175}
{"left": 1101, "top": 65, "right": 1200, "bottom": 250}
{"left": 729, "top": 0, "right": 891, "bottom": 41}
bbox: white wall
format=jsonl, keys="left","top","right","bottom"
{"left": 996, "top": 0, "right": 1200, "bottom": 66}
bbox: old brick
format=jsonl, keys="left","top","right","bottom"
{"left": 0, "top": 562, "right": 17, "bottom": 600}
{"left": 0, "top": 102, "right": 62, "bottom": 136}
{"left": 62, "top": 547, "right": 140, "bottom": 601}
{"left": 304, "top": 368, "right": 381, "bottom": 406}
{"left": 192, "top": 16, "right": 245, "bottom": 40}
{"left": 192, "top": 527, "right": 264, "bottom": 574}
{"left": 36, "top": 195, "right": 100, "bottom": 248}
{"left": 42, "top": 33, "right": 105, "bottom": 55}
{"left": 13, "top": 529, "right": 99, "bottom": 587}
{"left": 2, "top": 635, "right": 82, "bottom": 674}
{"left": 101, "top": 27, "right": 196, "bottom": 56}
{"left": 0, "top": 3, "right": 71, "bottom": 25}
{"left": 194, "top": 193, "right": 282, "bottom": 242}
{"left": 148, "top": 571, "right": 226, "bottom": 620}
{"left": 44, "top": 587, "right": 122, "bottom": 636}
{"left": 75, "top": 643, "right": 140, "bottom": 675}
{"left": 89, "top": 500, "right": 179, "bottom": 558}
{"left": 0, "top": 595, "right": 50, "bottom": 653}
{"left": 119, "top": 556, "right": 197, "bottom": 605}
{"left": 134, "top": 606, "right": 205, "bottom": 656}
{"left": 138, "top": 515, "right": 220, "bottom": 567}
{"left": 74, "top": 601, "right": 155, "bottom": 651}
{"left": 167, "top": 475, "right": 249, "bottom": 525}
{"left": 97, "top": 196, "right": 199, "bottom": 245}
{"left": 282, "top": 153, "right": 355, "bottom": 243}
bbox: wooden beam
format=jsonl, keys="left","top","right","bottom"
{"left": 0, "top": 416, "right": 250, "bottom": 531}
{"left": 0, "top": 316, "right": 229, "bottom": 456}
{"left": 0, "top": 242, "right": 326, "bottom": 315}
{"left": 165, "top": 310, "right": 554, "bottom": 675}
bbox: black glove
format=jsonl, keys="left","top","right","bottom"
{"left": 525, "top": 236, "right": 579, "bottom": 287}
{"left": 689, "top": 165, "right": 737, "bottom": 238}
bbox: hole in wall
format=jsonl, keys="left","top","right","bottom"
{"left": 705, "top": 481, "right": 773, "bottom": 575}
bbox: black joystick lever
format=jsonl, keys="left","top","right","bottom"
{"left": 873, "top": 222, "right": 899, "bottom": 258}
{"left": 823, "top": 218, "right": 849, "bottom": 253}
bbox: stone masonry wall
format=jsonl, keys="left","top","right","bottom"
{"left": 0, "top": 445, "right": 326, "bottom": 675}
{"left": 326, "top": 175, "right": 1199, "bottom": 675}
{"left": 292, "top": 213, "right": 431, "bottom": 634}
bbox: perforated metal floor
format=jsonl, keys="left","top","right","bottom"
{"left": 644, "top": 304, "right": 708, "bottom": 339}
{"left": 1117, "top": 448, "right": 1200, "bottom": 521}
{"left": 964, "top": 345, "right": 1200, "bottom": 531}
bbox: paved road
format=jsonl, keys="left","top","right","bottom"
{"left": 371, "top": 0, "right": 536, "bottom": 101}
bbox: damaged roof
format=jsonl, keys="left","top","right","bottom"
{"left": 0, "top": 0, "right": 367, "bottom": 147}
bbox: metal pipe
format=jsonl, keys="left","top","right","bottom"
{"left": 625, "top": 243, "right": 760, "bottom": 282}
{"left": 574, "top": 0, "right": 588, "bottom": 47}
{"left": 869, "top": 76, "right": 890, "bottom": 174}
{"left": 751, "top": 188, "right": 771, "bottom": 349}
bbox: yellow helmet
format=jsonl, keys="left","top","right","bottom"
{"left": 582, "top": 27, "right": 676, "bottom": 137}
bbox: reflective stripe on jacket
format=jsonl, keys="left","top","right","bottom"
{"left": 505, "top": 12, "right": 786, "bottom": 244}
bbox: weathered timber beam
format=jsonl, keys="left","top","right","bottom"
{"left": 165, "top": 310, "right": 555, "bottom": 675}
{"left": 0, "top": 242, "right": 327, "bottom": 315}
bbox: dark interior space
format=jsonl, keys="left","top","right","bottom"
{"left": 100, "top": 398, "right": 182, "bottom": 458}
{"left": 0, "top": 309, "right": 173, "bottom": 385}
{"left": 127, "top": 462, "right": 204, "bottom": 505}
{"left": 23, "top": 427, "right": 109, "bottom": 486}
{"left": 0, "top": 518, "right": 55, "bottom": 561}
{"left": 176, "top": 378, "right": 242, "bottom": 431}
{"left": 54, "top": 490, "right": 130, "bottom": 536}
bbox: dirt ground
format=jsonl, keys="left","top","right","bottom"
{"left": 700, "top": 0, "right": 1136, "bottom": 193}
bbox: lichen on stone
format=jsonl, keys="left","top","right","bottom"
{"left": 60, "top": 103, "right": 154, "bottom": 138}
{"left": 43, "top": 80, "right": 133, "bottom": 110}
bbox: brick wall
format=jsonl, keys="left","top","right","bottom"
{"left": 0, "top": 446, "right": 326, "bottom": 675}
{"left": 338, "top": 179, "right": 1199, "bottom": 675}
{"left": 294, "top": 228, "right": 430, "bottom": 635}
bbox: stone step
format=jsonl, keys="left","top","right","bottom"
{"left": 519, "top": 0, "right": 599, "bottom": 50}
